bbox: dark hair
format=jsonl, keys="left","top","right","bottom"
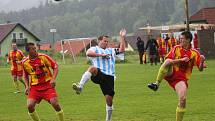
{"left": 11, "top": 41, "right": 17, "bottom": 45}
{"left": 181, "top": 31, "right": 193, "bottom": 43}
{"left": 25, "top": 42, "right": 35, "bottom": 52}
{"left": 137, "top": 36, "right": 141, "bottom": 41}
{"left": 98, "top": 35, "right": 109, "bottom": 41}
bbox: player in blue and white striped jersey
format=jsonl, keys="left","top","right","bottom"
{"left": 72, "top": 29, "right": 126, "bottom": 121}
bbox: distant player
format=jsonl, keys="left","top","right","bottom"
{"left": 7, "top": 42, "right": 25, "bottom": 93}
{"left": 148, "top": 31, "right": 206, "bottom": 121}
{"left": 157, "top": 34, "right": 166, "bottom": 64}
{"left": 72, "top": 29, "right": 126, "bottom": 121}
{"left": 168, "top": 33, "right": 177, "bottom": 50}
{"left": 22, "top": 43, "right": 64, "bottom": 121}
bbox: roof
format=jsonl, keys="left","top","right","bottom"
{"left": 40, "top": 38, "right": 93, "bottom": 55}
{"left": 139, "top": 24, "right": 215, "bottom": 31}
{"left": 189, "top": 7, "right": 215, "bottom": 24}
{"left": 0, "top": 22, "right": 41, "bottom": 43}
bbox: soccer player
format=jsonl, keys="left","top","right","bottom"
{"left": 157, "top": 34, "right": 166, "bottom": 64}
{"left": 145, "top": 35, "right": 159, "bottom": 65}
{"left": 7, "top": 42, "right": 25, "bottom": 93}
{"left": 168, "top": 33, "right": 177, "bottom": 50}
{"left": 148, "top": 31, "right": 206, "bottom": 121}
{"left": 22, "top": 43, "right": 64, "bottom": 121}
{"left": 72, "top": 29, "right": 126, "bottom": 121}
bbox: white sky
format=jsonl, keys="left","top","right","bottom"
{"left": 0, "top": 0, "right": 46, "bottom": 12}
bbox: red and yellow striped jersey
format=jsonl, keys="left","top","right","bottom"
{"left": 22, "top": 53, "right": 58, "bottom": 86}
{"left": 8, "top": 50, "right": 25, "bottom": 71}
{"left": 168, "top": 38, "right": 177, "bottom": 49}
{"left": 157, "top": 38, "right": 166, "bottom": 49}
{"left": 165, "top": 45, "right": 201, "bottom": 81}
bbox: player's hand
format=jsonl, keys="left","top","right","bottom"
{"left": 101, "top": 54, "right": 110, "bottom": 59}
{"left": 180, "top": 57, "right": 189, "bottom": 62}
{"left": 50, "top": 80, "right": 56, "bottom": 88}
{"left": 119, "top": 28, "right": 126, "bottom": 37}
{"left": 25, "top": 87, "right": 30, "bottom": 95}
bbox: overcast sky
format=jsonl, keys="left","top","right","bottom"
{"left": 0, "top": 0, "right": 46, "bottom": 12}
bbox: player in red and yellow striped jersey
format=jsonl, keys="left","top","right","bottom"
{"left": 148, "top": 31, "right": 206, "bottom": 121}
{"left": 7, "top": 42, "right": 25, "bottom": 93}
{"left": 22, "top": 43, "right": 64, "bottom": 121}
{"left": 168, "top": 34, "right": 177, "bottom": 50}
{"left": 157, "top": 35, "right": 166, "bottom": 64}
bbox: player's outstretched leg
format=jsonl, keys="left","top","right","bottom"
{"left": 72, "top": 66, "right": 98, "bottom": 94}
{"left": 148, "top": 59, "right": 173, "bottom": 91}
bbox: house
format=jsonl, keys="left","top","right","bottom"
{"left": 39, "top": 37, "right": 134, "bottom": 56}
{"left": 189, "top": 7, "right": 215, "bottom": 24}
{"left": 0, "top": 22, "right": 41, "bottom": 56}
{"left": 39, "top": 38, "right": 97, "bottom": 56}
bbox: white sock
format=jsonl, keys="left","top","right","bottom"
{"left": 79, "top": 71, "right": 92, "bottom": 88}
{"left": 106, "top": 104, "right": 113, "bottom": 121}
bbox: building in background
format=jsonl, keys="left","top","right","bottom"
{"left": 0, "top": 22, "right": 41, "bottom": 56}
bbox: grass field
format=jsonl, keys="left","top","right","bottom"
{"left": 0, "top": 57, "right": 215, "bottom": 121}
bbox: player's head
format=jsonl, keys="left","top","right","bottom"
{"left": 11, "top": 42, "right": 18, "bottom": 51}
{"left": 25, "top": 42, "right": 37, "bottom": 56}
{"left": 98, "top": 35, "right": 109, "bottom": 49}
{"left": 137, "top": 36, "right": 141, "bottom": 41}
{"left": 180, "top": 31, "right": 193, "bottom": 46}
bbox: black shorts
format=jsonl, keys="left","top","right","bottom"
{"left": 91, "top": 69, "right": 115, "bottom": 96}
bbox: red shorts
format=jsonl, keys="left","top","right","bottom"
{"left": 28, "top": 82, "right": 58, "bottom": 103}
{"left": 164, "top": 69, "right": 188, "bottom": 90}
{"left": 11, "top": 70, "right": 23, "bottom": 77}
{"left": 158, "top": 49, "right": 166, "bottom": 57}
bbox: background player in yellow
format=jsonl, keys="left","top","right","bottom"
{"left": 7, "top": 42, "right": 25, "bottom": 93}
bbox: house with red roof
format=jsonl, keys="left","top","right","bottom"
{"left": 0, "top": 22, "right": 41, "bottom": 56}
{"left": 189, "top": 7, "right": 215, "bottom": 24}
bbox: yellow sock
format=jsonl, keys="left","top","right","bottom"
{"left": 56, "top": 110, "right": 64, "bottom": 121}
{"left": 28, "top": 111, "right": 41, "bottom": 121}
{"left": 176, "top": 106, "right": 186, "bottom": 121}
{"left": 155, "top": 64, "right": 169, "bottom": 83}
{"left": 13, "top": 81, "right": 20, "bottom": 91}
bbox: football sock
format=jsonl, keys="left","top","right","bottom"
{"left": 79, "top": 71, "right": 92, "bottom": 88}
{"left": 56, "top": 110, "right": 64, "bottom": 121}
{"left": 106, "top": 104, "right": 113, "bottom": 121}
{"left": 13, "top": 81, "right": 20, "bottom": 91}
{"left": 176, "top": 106, "right": 186, "bottom": 121}
{"left": 155, "top": 63, "right": 169, "bottom": 84}
{"left": 28, "top": 111, "right": 40, "bottom": 121}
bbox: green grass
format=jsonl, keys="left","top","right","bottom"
{"left": 0, "top": 58, "right": 215, "bottom": 121}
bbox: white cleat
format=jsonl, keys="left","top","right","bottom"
{"left": 72, "top": 83, "right": 82, "bottom": 94}
{"left": 13, "top": 91, "right": 21, "bottom": 94}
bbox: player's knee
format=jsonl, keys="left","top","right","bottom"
{"left": 105, "top": 96, "right": 113, "bottom": 106}
{"left": 163, "top": 59, "right": 172, "bottom": 66}
{"left": 27, "top": 103, "right": 35, "bottom": 112}
{"left": 88, "top": 66, "right": 97, "bottom": 74}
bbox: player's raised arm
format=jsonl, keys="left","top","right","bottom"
{"left": 119, "top": 29, "right": 126, "bottom": 53}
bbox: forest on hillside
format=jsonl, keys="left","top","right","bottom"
{"left": 0, "top": 0, "right": 215, "bottom": 42}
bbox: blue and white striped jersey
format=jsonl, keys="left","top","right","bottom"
{"left": 87, "top": 46, "right": 120, "bottom": 77}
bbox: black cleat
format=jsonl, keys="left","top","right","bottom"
{"left": 148, "top": 83, "right": 158, "bottom": 91}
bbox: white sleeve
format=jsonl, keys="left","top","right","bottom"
{"left": 87, "top": 46, "right": 97, "bottom": 52}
